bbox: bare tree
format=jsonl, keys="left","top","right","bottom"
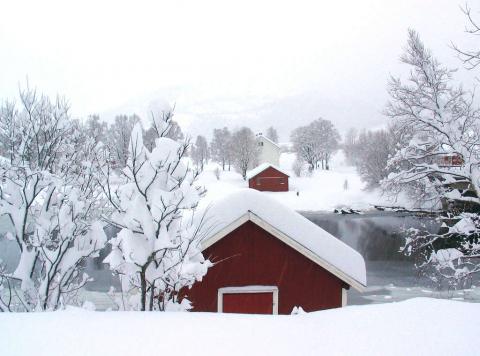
{"left": 346, "top": 128, "right": 397, "bottom": 189}
{"left": 231, "top": 127, "right": 259, "bottom": 180}
{"left": 452, "top": 4, "right": 480, "bottom": 70}
{"left": 265, "top": 126, "right": 279, "bottom": 143}
{"left": 84, "top": 114, "right": 108, "bottom": 145}
{"left": 291, "top": 118, "right": 340, "bottom": 171}
{"left": 292, "top": 158, "right": 304, "bottom": 177}
{"left": 343, "top": 127, "right": 358, "bottom": 165}
{"left": 191, "top": 135, "right": 209, "bottom": 171}
{"left": 107, "top": 114, "right": 140, "bottom": 169}
{"left": 210, "top": 127, "right": 232, "bottom": 170}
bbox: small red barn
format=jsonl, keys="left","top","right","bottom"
{"left": 185, "top": 189, "right": 366, "bottom": 314}
{"left": 247, "top": 163, "right": 289, "bottom": 192}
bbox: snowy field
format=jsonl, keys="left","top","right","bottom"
{"left": 1, "top": 298, "right": 478, "bottom": 356}
{"left": 197, "top": 151, "right": 402, "bottom": 212}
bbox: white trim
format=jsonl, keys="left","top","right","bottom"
{"left": 217, "top": 285, "right": 279, "bottom": 314}
{"left": 201, "top": 212, "right": 365, "bottom": 292}
{"left": 248, "top": 212, "right": 365, "bottom": 292}
{"left": 201, "top": 213, "right": 250, "bottom": 250}
{"left": 341, "top": 288, "right": 347, "bottom": 307}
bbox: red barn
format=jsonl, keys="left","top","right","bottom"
{"left": 247, "top": 163, "right": 289, "bottom": 192}
{"left": 185, "top": 189, "right": 366, "bottom": 315}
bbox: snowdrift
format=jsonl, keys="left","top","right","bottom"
{"left": 1, "top": 298, "right": 478, "bottom": 356}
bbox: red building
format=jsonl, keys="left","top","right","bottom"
{"left": 247, "top": 163, "right": 289, "bottom": 192}
{"left": 436, "top": 154, "right": 464, "bottom": 167}
{"left": 185, "top": 190, "right": 366, "bottom": 315}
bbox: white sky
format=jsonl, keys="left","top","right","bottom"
{"left": 0, "top": 0, "right": 477, "bottom": 140}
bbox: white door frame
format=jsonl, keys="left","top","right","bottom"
{"left": 217, "top": 285, "right": 279, "bottom": 314}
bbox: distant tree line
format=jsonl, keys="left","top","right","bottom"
{"left": 343, "top": 126, "right": 400, "bottom": 189}
{"left": 192, "top": 125, "right": 279, "bottom": 180}
{"left": 291, "top": 118, "right": 340, "bottom": 172}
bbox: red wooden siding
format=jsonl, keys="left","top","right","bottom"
{"left": 183, "top": 221, "right": 344, "bottom": 314}
{"left": 248, "top": 166, "right": 289, "bottom": 192}
{"left": 223, "top": 292, "right": 273, "bottom": 314}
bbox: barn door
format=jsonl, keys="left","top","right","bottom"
{"left": 218, "top": 286, "right": 278, "bottom": 314}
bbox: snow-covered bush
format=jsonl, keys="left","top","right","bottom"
{"left": 0, "top": 88, "right": 108, "bottom": 312}
{"left": 100, "top": 109, "right": 211, "bottom": 311}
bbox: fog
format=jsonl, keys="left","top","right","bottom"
{"left": 1, "top": 0, "right": 477, "bottom": 139}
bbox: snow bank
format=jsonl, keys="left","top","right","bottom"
{"left": 1, "top": 298, "right": 477, "bottom": 356}
{"left": 201, "top": 189, "right": 366, "bottom": 288}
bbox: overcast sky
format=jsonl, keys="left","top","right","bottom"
{"left": 1, "top": 0, "right": 477, "bottom": 140}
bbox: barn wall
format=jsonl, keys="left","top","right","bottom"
{"left": 248, "top": 167, "right": 289, "bottom": 192}
{"left": 184, "top": 221, "right": 344, "bottom": 314}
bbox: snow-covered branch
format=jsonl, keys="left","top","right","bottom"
{"left": 0, "top": 87, "right": 108, "bottom": 311}
{"left": 100, "top": 109, "right": 211, "bottom": 311}
{"left": 384, "top": 30, "right": 480, "bottom": 289}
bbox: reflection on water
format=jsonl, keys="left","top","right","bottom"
{"left": 302, "top": 211, "right": 480, "bottom": 304}
{"left": 301, "top": 211, "right": 438, "bottom": 261}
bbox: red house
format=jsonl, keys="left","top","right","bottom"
{"left": 185, "top": 189, "right": 366, "bottom": 314}
{"left": 247, "top": 163, "right": 289, "bottom": 192}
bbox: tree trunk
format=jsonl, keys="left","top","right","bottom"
{"left": 140, "top": 268, "right": 147, "bottom": 311}
{"left": 149, "top": 282, "right": 155, "bottom": 311}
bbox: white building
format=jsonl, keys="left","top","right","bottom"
{"left": 256, "top": 133, "right": 281, "bottom": 166}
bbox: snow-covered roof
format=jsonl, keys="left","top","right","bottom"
{"left": 201, "top": 189, "right": 367, "bottom": 290}
{"left": 246, "top": 163, "right": 290, "bottom": 180}
{"left": 256, "top": 134, "right": 281, "bottom": 149}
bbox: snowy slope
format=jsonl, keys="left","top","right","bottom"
{"left": 1, "top": 298, "right": 478, "bottom": 356}
{"left": 197, "top": 151, "right": 401, "bottom": 212}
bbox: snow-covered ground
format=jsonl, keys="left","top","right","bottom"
{"left": 1, "top": 298, "right": 478, "bottom": 356}
{"left": 197, "top": 152, "right": 401, "bottom": 212}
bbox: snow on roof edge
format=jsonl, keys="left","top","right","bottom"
{"left": 257, "top": 134, "right": 281, "bottom": 149}
{"left": 246, "top": 163, "right": 290, "bottom": 179}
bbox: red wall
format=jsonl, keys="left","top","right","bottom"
{"left": 248, "top": 166, "right": 289, "bottom": 192}
{"left": 184, "top": 221, "right": 344, "bottom": 314}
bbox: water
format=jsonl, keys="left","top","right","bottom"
{"left": 302, "top": 211, "right": 480, "bottom": 304}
